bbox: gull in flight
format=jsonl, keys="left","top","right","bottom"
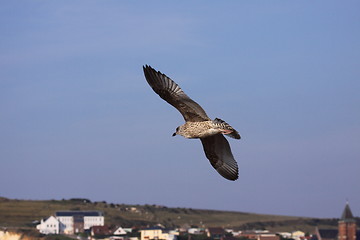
{"left": 143, "top": 65, "right": 241, "bottom": 181}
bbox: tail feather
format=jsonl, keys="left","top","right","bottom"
{"left": 213, "top": 118, "right": 241, "bottom": 139}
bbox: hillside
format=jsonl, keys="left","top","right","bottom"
{"left": 0, "top": 197, "right": 340, "bottom": 233}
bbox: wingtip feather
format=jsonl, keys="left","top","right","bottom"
{"left": 217, "top": 164, "right": 239, "bottom": 181}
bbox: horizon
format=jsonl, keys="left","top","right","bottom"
{"left": 1, "top": 196, "right": 356, "bottom": 220}
{"left": 1, "top": 1, "right": 359, "bottom": 219}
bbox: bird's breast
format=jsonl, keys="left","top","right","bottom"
{"left": 181, "top": 121, "right": 222, "bottom": 138}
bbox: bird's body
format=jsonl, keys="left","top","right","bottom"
{"left": 177, "top": 119, "right": 240, "bottom": 139}
{"left": 177, "top": 121, "right": 222, "bottom": 139}
{"left": 143, "top": 65, "right": 241, "bottom": 181}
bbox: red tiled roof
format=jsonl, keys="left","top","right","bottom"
{"left": 92, "top": 225, "right": 111, "bottom": 235}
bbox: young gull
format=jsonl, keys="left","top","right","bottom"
{"left": 143, "top": 65, "right": 240, "bottom": 181}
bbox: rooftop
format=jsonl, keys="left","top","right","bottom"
{"left": 55, "top": 211, "right": 103, "bottom": 217}
{"left": 340, "top": 203, "right": 354, "bottom": 221}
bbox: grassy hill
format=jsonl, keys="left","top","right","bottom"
{"left": 0, "top": 197, "right": 341, "bottom": 233}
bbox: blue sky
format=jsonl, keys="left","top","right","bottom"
{"left": 1, "top": 1, "right": 359, "bottom": 219}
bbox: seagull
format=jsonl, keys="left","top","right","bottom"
{"left": 143, "top": 65, "right": 240, "bottom": 181}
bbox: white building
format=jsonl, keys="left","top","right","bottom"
{"left": 55, "top": 211, "right": 104, "bottom": 234}
{"left": 113, "top": 227, "right": 126, "bottom": 235}
{"left": 277, "top": 232, "right": 292, "bottom": 239}
{"left": 188, "top": 228, "right": 204, "bottom": 235}
{"left": 36, "top": 216, "right": 61, "bottom": 235}
{"left": 36, "top": 211, "right": 104, "bottom": 235}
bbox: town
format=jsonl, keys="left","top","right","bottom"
{"left": 25, "top": 202, "right": 357, "bottom": 240}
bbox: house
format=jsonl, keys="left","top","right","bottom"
{"left": 36, "top": 216, "right": 61, "bottom": 235}
{"left": 235, "top": 230, "right": 258, "bottom": 239}
{"left": 257, "top": 233, "right": 280, "bottom": 240}
{"left": 188, "top": 228, "right": 204, "bottom": 235}
{"left": 36, "top": 210, "right": 104, "bottom": 235}
{"left": 277, "top": 232, "right": 292, "bottom": 239}
{"left": 140, "top": 227, "right": 177, "bottom": 240}
{"left": 91, "top": 225, "right": 113, "bottom": 236}
{"left": 168, "top": 229, "right": 180, "bottom": 239}
{"left": 113, "top": 226, "right": 129, "bottom": 235}
{"left": 55, "top": 211, "right": 104, "bottom": 234}
{"left": 206, "top": 227, "right": 226, "bottom": 239}
{"left": 123, "top": 228, "right": 134, "bottom": 233}
{"left": 237, "top": 230, "right": 280, "bottom": 240}
{"left": 314, "top": 228, "right": 338, "bottom": 240}
{"left": 230, "top": 231, "right": 242, "bottom": 237}
{"left": 110, "top": 237, "right": 126, "bottom": 240}
{"left": 292, "top": 231, "right": 305, "bottom": 240}
{"left": 140, "top": 226, "right": 165, "bottom": 240}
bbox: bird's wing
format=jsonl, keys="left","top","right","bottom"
{"left": 143, "top": 65, "right": 210, "bottom": 122}
{"left": 200, "top": 134, "right": 239, "bottom": 181}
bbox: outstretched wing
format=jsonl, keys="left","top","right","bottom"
{"left": 200, "top": 134, "right": 239, "bottom": 181}
{"left": 143, "top": 65, "right": 210, "bottom": 122}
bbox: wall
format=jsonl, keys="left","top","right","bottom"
{"left": 0, "top": 231, "right": 35, "bottom": 240}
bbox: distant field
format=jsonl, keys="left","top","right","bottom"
{"left": 0, "top": 197, "right": 341, "bottom": 233}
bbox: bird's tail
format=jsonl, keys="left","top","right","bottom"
{"left": 213, "top": 118, "right": 241, "bottom": 139}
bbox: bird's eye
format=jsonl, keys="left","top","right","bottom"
{"left": 176, "top": 127, "right": 179, "bottom": 131}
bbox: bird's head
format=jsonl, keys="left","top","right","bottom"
{"left": 172, "top": 126, "right": 180, "bottom": 137}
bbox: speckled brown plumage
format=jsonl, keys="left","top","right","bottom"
{"left": 143, "top": 65, "right": 241, "bottom": 181}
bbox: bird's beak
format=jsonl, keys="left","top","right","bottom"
{"left": 172, "top": 132, "right": 176, "bottom": 137}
